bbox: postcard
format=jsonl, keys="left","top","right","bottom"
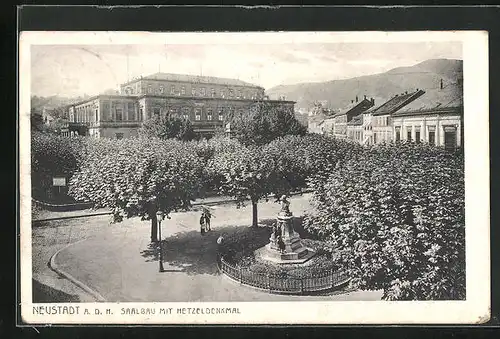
{"left": 19, "top": 31, "right": 490, "bottom": 324}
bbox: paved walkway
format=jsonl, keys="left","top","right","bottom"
{"left": 37, "top": 195, "right": 383, "bottom": 302}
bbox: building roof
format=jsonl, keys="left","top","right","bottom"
{"left": 126, "top": 73, "right": 263, "bottom": 89}
{"left": 366, "top": 89, "right": 425, "bottom": 116}
{"left": 392, "top": 90, "right": 463, "bottom": 117}
{"left": 334, "top": 98, "right": 374, "bottom": 117}
{"left": 347, "top": 114, "right": 363, "bottom": 126}
{"left": 393, "top": 84, "right": 463, "bottom": 116}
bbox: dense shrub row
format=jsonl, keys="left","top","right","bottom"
{"left": 303, "top": 141, "right": 465, "bottom": 300}
{"left": 30, "top": 130, "right": 465, "bottom": 300}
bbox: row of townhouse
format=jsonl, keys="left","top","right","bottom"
{"left": 317, "top": 82, "right": 463, "bottom": 151}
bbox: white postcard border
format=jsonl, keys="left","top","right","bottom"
{"left": 19, "top": 31, "right": 490, "bottom": 325}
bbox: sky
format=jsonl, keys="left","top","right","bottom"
{"left": 31, "top": 41, "right": 462, "bottom": 98}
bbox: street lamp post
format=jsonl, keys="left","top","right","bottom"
{"left": 156, "top": 210, "right": 164, "bottom": 272}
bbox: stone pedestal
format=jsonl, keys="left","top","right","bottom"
{"left": 255, "top": 211, "right": 316, "bottom": 264}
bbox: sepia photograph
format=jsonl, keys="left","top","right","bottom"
{"left": 19, "top": 31, "right": 489, "bottom": 324}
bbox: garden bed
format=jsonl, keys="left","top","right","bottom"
{"left": 219, "top": 225, "right": 341, "bottom": 279}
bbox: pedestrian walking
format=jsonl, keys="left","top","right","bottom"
{"left": 200, "top": 212, "right": 206, "bottom": 235}
{"left": 203, "top": 206, "right": 214, "bottom": 231}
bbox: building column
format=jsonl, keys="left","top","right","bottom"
{"left": 439, "top": 123, "right": 445, "bottom": 146}
{"left": 421, "top": 119, "right": 427, "bottom": 143}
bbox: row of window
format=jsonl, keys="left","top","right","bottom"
{"left": 394, "top": 129, "right": 438, "bottom": 146}
{"left": 151, "top": 106, "right": 235, "bottom": 121}
{"left": 374, "top": 116, "right": 389, "bottom": 127}
{"left": 125, "top": 83, "right": 263, "bottom": 100}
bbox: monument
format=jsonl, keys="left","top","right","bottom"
{"left": 255, "top": 195, "right": 316, "bottom": 264}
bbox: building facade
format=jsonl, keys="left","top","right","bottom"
{"left": 66, "top": 73, "right": 295, "bottom": 139}
{"left": 333, "top": 97, "right": 375, "bottom": 138}
{"left": 391, "top": 96, "right": 463, "bottom": 150}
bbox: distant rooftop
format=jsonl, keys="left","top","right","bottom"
{"left": 127, "top": 72, "right": 263, "bottom": 89}
{"left": 394, "top": 83, "right": 463, "bottom": 115}
{"left": 334, "top": 98, "right": 374, "bottom": 117}
{"left": 367, "top": 89, "right": 425, "bottom": 116}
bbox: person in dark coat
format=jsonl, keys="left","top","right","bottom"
{"left": 203, "top": 206, "right": 213, "bottom": 231}
{"left": 200, "top": 213, "right": 206, "bottom": 235}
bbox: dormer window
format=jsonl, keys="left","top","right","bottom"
{"left": 170, "top": 85, "right": 176, "bottom": 95}
{"left": 159, "top": 85, "right": 164, "bottom": 94}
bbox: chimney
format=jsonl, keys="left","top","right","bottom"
{"left": 371, "top": 97, "right": 375, "bottom": 105}
{"left": 356, "top": 95, "right": 358, "bottom": 103}
{"left": 405, "top": 91, "right": 408, "bottom": 95}
{"left": 351, "top": 100, "right": 354, "bottom": 104}
{"left": 440, "top": 78, "right": 444, "bottom": 90}
{"left": 364, "top": 95, "right": 367, "bottom": 100}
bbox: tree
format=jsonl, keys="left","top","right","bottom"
{"left": 31, "top": 131, "right": 86, "bottom": 202}
{"left": 207, "top": 145, "right": 276, "bottom": 227}
{"left": 303, "top": 142, "right": 465, "bottom": 300}
{"left": 229, "top": 101, "right": 307, "bottom": 146}
{"left": 68, "top": 137, "right": 205, "bottom": 242}
{"left": 207, "top": 135, "right": 324, "bottom": 227}
{"left": 139, "top": 114, "right": 196, "bottom": 141}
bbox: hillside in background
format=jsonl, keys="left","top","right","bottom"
{"left": 267, "top": 59, "right": 463, "bottom": 112}
{"left": 31, "top": 88, "right": 119, "bottom": 115}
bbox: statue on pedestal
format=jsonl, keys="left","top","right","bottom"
{"left": 279, "top": 194, "right": 292, "bottom": 216}
{"left": 257, "top": 193, "right": 315, "bottom": 263}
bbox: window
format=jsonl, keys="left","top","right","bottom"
{"left": 221, "top": 90, "right": 225, "bottom": 98}
{"left": 115, "top": 133, "right": 124, "bottom": 140}
{"left": 218, "top": 108, "right": 224, "bottom": 121}
{"left": 169, "top": 107, "right": 178, "bottom": 116}
{"left": 407, "top": 130, "right": 412, "bottom": 141}
{"left": 182, "top": 107, "right": 190, "bottom": 119}
{"left": 415, "top": 131, "right": 421, "bottom": 143}
{"left": 211, "top": 88, "right": 216, "bottom": 97}
{"left": 159, "top": 85, "right": 164, "bottom": 94}
{"left": 115, "top": 108, "right": 123, "bottom": 121}
{"left": 127, "top": 102, "right": 135, "bottom": 120}
{"left": 429, "top": 131, "right": 435, "bottom": 146}
{"left": 195, "top": 108, "right": 202, "bottom": 121}
{"left": 395, "top": 130, "right": 401, "bottom": 142}
{"left": 207, "top": 108, "right": 213, "bottom": 120}
{"left": 374, "top": 132, "right": 377, "bottom": 144}
{"left": 170, "top": 85, "right": 176, "bottom": 95}
{"left": 95, "top": 109, "right": 98, "bottom": 122}
{"left": 191, "top": 87, "right": 196, "bottom": 96}
{"left": 229, "top": 89, "right": 234, "bottom": 98}
{"left": 444, "top": 127, "right": 457, "bottom": 151}
{"left": 181, "top": 86, "right": 186, "bottom": 95}
{"left": 237, "top": 90, "right": 242, "bottom": 99}
{"left": 147, "top": 85, "right": 152, "bottom": 94}
{"left": 153, "top": 107, "right": 161, "bottom": 116}
{"left": 200, "top": 87, "right": 206, "bottom": 96}
{"left": 139, "top": 108, "right": 143, "bottom": 121}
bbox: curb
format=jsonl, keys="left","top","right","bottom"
{"left": 33, "top": 211, "right": 112, "bottom": 224}
{"left": 48, "top": 239, "right": 107, "bottom": 302}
